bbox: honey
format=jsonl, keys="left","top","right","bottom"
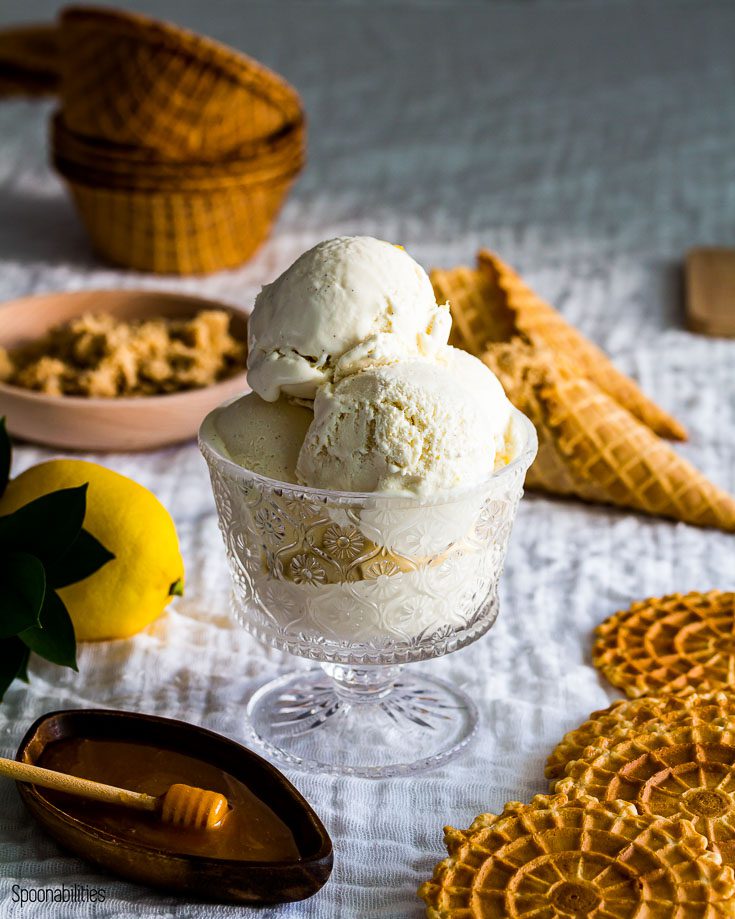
{"left": 37, "top": 737, "right": 300, "bottom": 862}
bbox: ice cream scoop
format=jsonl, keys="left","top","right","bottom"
{"left": 296, "top": 348, "right": 515, "bottom": 495}
{"left": 247, "top": 237, "right": 450, "bottom": 401}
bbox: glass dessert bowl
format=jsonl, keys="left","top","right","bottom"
{"left": 200, "top": 407, "right": 537, "bottom": 777}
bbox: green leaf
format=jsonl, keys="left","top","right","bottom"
{"left": 46, "top": 528, "right": 115, "bottom": 589}
{"left": 20, "top": 590, "right": 77, "bottom": 670}
{"left": 0, "top": 417, "right": 9, "bottom": 499}
{"left": 0, "top": 637, "right": 30, "bottom": 701}
{"left": 169, "top": 577, "right": 184, "bottom": 597}
{"left": 0, "top": 553, "right": 45, "bottom": 638}
{"left": 0, "top": 484, "right": 88, "bottom": 563}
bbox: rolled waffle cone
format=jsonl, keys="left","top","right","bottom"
{"left": 58, "top": 6, "right": 303, "bottom": 160}
{"left": 484, "top": 338, "right": 735, "bottom": 530}
{"left": 546, "top": 691, "right": 735, "bottom": 782}
{"left": 482, "top": 339, "right": 600, "bottom": 500}
{"left": 431, "top": 252, "right": 686, "bottom": 440}
{"left": 418, "top": 792, "right": 735, "bottom": 918}
{"left": 539, "top": 371, "right": 735, "bottom": 529}
{"left": 594, "top": 591, "right": 735, "bottom": 698}
{"left": 60, "top": 169, "right": 298, "bottom": 275}
{"left": 555, "top": 722, "right": 735, "bottom": 866}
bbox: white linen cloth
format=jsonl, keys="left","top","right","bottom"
{"left": 0, "top": 1, "right": 734, "bottom": 916}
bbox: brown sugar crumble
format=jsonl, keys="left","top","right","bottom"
{"left": 0, "top": 310, "right": 247, "bottom": 397}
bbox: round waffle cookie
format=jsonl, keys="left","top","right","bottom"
{"left": 418, "top": 793, "right": 735, "bottom": 918}
{"left": 556, "top": 722, "right": 735, "bottom": 865}
{"left": 546, "top": 691, "right": 735, "bottom": 781}
{"left": 594, "top": 590, "right": 735, "bottom": 697}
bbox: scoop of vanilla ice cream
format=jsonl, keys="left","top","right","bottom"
{"left": 207, "top": 392, "right": 312, "bottom": 483}
{"left": 296, "top": 348, "right": 514, "bottom": 494}
{"left": 247, "top": 236, "right": 450, "bottom": 401}
{"left": 443, "top": 347, "right": 521, "bottom": 467}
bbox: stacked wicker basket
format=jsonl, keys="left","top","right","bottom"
{"left": 51, "top": 6, "right": 306, "bottom": 274}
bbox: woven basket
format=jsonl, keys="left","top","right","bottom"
{"left": 58, "top": 5, "right": 303, "bottom": 161}
{"left": 51, "top": 111, "right": 306, "bottom": 190}
{"left": 58, "top": 176, "right": 300, "bottom": 274}
{"left": 57, "top": 170, "right": 299, "bottom": 275}
{"left": 0, "top": 24, "right": 59, "bottom": 95}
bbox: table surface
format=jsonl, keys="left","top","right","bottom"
{"left": 1, "top": 1, "right": 734, "bottom": 917}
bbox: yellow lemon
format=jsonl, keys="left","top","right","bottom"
{"left": 0, "top": 459, "right": 184, "bottom": 641}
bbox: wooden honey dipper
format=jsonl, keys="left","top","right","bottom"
{"left": 0, "top": 756, "right": 229, "bottom": 830}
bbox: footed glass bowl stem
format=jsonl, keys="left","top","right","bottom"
{"left": 246, "top": 663, "right": 479, "bottom": 778}
{"left": 323, "top": 663, "right": 401, "bottom": 701}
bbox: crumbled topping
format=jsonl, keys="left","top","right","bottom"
{"left": 0, "top": 310, "right": 246, "bottom": 397}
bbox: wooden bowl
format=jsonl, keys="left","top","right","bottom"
{"left": 16, "top": 709, "right": 333, "bottom": 904}
{"left": 0, "top": 289, "right": 250, "bottom": 451}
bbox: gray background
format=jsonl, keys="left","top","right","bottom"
{"left": 0, "top": 1, "right": 734, "bottom": 917}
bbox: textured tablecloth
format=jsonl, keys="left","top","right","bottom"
{"left": 1, "top": 1, "right": 734, "bottom": 916}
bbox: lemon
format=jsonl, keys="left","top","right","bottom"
{"left": 0, "top": 460, "right": 184, "bottom": 641}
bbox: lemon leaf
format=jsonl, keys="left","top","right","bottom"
{"left": 20, "top": 591, "right": 77, "bottom": 670}
{"left": 0, "top": 553, "right": 45, "bottom": 638}
{"left": 0, "top": 484, "right": 87, "bottom": 563}
{"left": 0, "top": 638, "right": 30, "bottom": 701}
{"left": 0, "top": 418, "right": 9, "bottom": 499}
{"left": 46, "top": 528, "right": 115, "bottom": 589}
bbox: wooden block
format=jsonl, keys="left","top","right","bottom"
{"left": 685, "top": 248, "right": 735, "bottom": 338}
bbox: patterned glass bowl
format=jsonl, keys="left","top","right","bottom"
{"left": 199, "top": 407, "right": 537, "bottom": 777}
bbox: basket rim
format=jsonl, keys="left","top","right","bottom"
{"left": 57, "top": 157, "right": 303, "bottom": 195}
{"left": 50, "top": 109, "right": 306, "bottom": 170}
{"left": 52, "top": 133, "right": 306, "bottom": 190}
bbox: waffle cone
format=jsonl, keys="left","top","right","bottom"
{"left": 594, "top": 591, "right": 735, "bottom": 698}
{"left": 539, "top": 371, "right": 735, "bottom": 529}
{"left": 432, "top": 253, "right": 686, "bottom": 440}
{"left": 58, "top": 6, "right": 303, "bottom": 161}
{"left": 556, "top": 722, "right": 735, "bottom": 866}
{"left": 481, "top": 339, "right": 600, "bottom": 499}
{"left": 418, "top": 792, "right": 735, "bottom": 917}
{"left": 546, "top": 691, "right": 735, "bottom": 782}
{"left": 483, "top": 338, "right": 735, "bottom": 530}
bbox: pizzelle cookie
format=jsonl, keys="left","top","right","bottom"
{"left": 546, "top": 691, "right": 735, "bottom": 781}
{"left": 418, "top": 792, "right": 735, "bottom": 918}
{"left": 594, "top": 590, "right": 735, "bottom": 697}
{"left": 555, "top": 722, "right": 735, "bottom": 866}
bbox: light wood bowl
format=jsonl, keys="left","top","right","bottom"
{"left": 0, "top": 289, "right": 250, "bottom": 451}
